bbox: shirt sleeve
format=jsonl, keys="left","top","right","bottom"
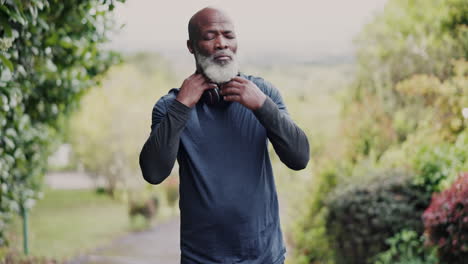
{"left": 139, "top": 97, "right": 192, "bottom": 184}
{"left": 252, "top": 82, "right": 310, "bottom": 170}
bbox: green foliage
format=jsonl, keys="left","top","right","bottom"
{"left": 325, "top": 168, "right": 431, "bottom": 264}
{"left": 0, "top": 0, "right": 124, "bottom": 246}
{"left": 394, "top": 59, "right": 468, "bottom": 142}
{"left": 411, "top": 131, "right": 468, "bottom": 193}
{"left": 373, "top": 229, "right": 438, "bottom": 264}
{"left": 343, "top": 58, "right": 467, "bottom": 164}
{"left": 342, "top": 0, "right": 467, "bottom": 162}
{"left": 295, "top": 0, "right": 467, "bottom": 262}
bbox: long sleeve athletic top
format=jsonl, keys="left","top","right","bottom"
{"left": 139, "top": 72, "right": 310, "bottom": 264}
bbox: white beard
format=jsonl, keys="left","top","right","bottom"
{"left": 195, "top": 49, "right": 239, "bottom": 84}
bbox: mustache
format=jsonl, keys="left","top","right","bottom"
{"left": 193, "top": 48, "right": 236, "bottom": 61}
{"left": 210, "top": 50, "right": 235, "bottom": 58}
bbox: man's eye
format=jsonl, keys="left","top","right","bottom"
{"left": 204, "top": 34, "right": 215, "bottom": 40}
{"left": 225, "top": 33, "right": 235, "bottom": 39}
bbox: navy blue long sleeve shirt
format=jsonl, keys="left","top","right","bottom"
{"left": 139, "top": 72, "right": 310, "bottom": 264}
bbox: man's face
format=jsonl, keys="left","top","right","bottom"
{"left": 188, "top": 10, "right": 239, "bottom": 83}
{"left": 192, "top": 14, "right": 237, "bottom": 61}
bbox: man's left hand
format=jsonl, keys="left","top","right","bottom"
{"left": 220, "top": 77, "right": 267, "bottom": 110}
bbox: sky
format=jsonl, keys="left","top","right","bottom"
{"left": 108, "top": 0, "right": 388, "bottom": 63}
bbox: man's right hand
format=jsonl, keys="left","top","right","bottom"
{"left": 176, "top": 73, "right": 216, "bottom": 108}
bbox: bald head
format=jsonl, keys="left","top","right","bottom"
{"left": 188, "top": 7, "right": 234, "bottom": 42}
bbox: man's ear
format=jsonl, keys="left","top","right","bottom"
{"left": 187, "top": 40, "right": 194, "bottom": 54}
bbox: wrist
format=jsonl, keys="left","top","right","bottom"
{"left": 175, "top": 96, "right": 194, "bottom": 108}
{"left": 252, "top": 93, "right": 267, "bottom": 111}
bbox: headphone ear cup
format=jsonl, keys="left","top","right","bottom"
{"left": 202, "top": 87, "right": 227, "bottom": 106}
{"left": 201, "top": 89, "right": 211, "bottom": 105}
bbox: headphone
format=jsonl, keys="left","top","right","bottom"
{"left": 198, "top": 71, "right": 234, "bottom": 107}
{"left": 201, "top": 84, "right": 227, "bottom": 106}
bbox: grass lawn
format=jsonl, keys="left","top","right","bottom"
{"left": 5, "top": 187, "right": 132, "bottom": 262}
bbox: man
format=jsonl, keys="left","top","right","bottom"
{"left": 139, "top": 7, "right": 310, "bottom": 264}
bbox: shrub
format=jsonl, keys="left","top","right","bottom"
{"left": 128, "top": 196, "right": 158, "bottom": 228}
{"left": 411, "top": 131, "right": 468, "bottom": 193}
{"left": 422, "top": 172, "right": 468, "bottom": 264}
{"left": 126, "top": 185, "right": 160, "bottom": 230}
{"left": 373, "top": 229, "right": 438, "bottom": 264}
{"left": 325, "top": 168, "right": 431, "bottom": 264}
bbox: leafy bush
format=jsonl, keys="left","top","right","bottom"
{"left": 422, "top": 172, "right": 468, "bottom": 264}
{"left": 325, "top": 168, "right": 431, "bottom": 264}
{"left": 394, "top": 59, "right": 468, "bottom": 142}
{"left": 127, "top": 186, "right": 160, "bottom": 230}
{"left": 373, "top": 229, "right": 438, "bottom": 264}
{"left": 0, "top": 0, "right": 125, "bottom": 246}
{"left": 128, "top": 196, "right": 158, "bottom": 228}
{"left": 411, "top": 130, "right": 468, "bottom": 193}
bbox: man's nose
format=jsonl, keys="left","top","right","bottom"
{"left": 214, "top": 36, "right": 228, "bottom": 50}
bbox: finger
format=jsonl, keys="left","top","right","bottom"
{"left": 201, "top": 78, "right": 217, "bottom": 86}
{"left": 220, "top": 87, "right": 241, "bottom": 95}
{"left": 231, "top": 76, "right": 247, "bottom": 83}
{"left": 222, "top": 81, "right": 243, "bottom": 89}
{"left": 223, "top": 95, "right": 241, "bottom": 102}
{"left": 201, "top": 82, "right": 218, "bottom": 91}
{"left": 194, "top": 74, "right": 206, "bottom": 81}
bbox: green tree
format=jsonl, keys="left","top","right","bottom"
{"left": 67, "top": 53, "right": 177, "bottom": 197}
{"left": 343, "top": 0, "right": 467, "bottom": 162}
{"left": 0, "top": 0, "right": 125, "bottom": 246}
